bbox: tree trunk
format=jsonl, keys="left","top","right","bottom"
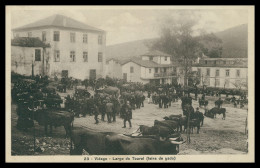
{"left": 184, "top": 58, "right": 188, "bottom": 88}
{"left": 187, "top": 110, "right": 191, "bottom": 144}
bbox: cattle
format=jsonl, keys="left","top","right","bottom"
{"left": 204, "top": 109, "right": 214, "bottom": 118}
{"left": 154, "top": 120, "right": 179, "bottom": 134}
{"left": 105, "top": 134, "right": 179, "bottom": 155}
{"left": 70, "top": 128, "right": 181, "bottom": 155}
{"left": 138, "top": 125, "right": 173, "bottom": 137}
{"left": 182, "top": 104, "right": 195, "bottom": 117}
{"left": 70, "top": 128, "right": 116, "bottom": 155}
{"left": 31, "top": 108, "right": 74, "bottom": 137}
{"left": 209, "top": 107, "right": 226, "bottom": 120}
{"left": 215, "top": 99, "right": 224, "bottom": 108}
{"left": 163, "top": 115, "right": 188, "bottom": 133}
{"left": 178, "top": 116, "right": 187, "bottom": 133}
{"left": 189, "top": 119, "right": 201, "bottom": 134}
{"left": 139, "top": 125, "right": 158, "bottom": 135}
{"left": 199, "top": 98, "right": 208, "bottom": 107}
{"left": 57, "top": 84, "right": 66, "bottom": 93}
{"left": 163, "top": 114, "right": 182, "bottom": 120}
{"left": 192, "top": 111, "right": 204, "bottom": 126}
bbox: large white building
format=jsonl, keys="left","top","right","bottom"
{"left": 12, "top": 14, "right": 106, "bottom": 80}
{"left": 192, "top": 58, "right": 248, "bottom": 89}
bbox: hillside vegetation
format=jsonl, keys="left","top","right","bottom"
{"left": 106, "top": 24, "right": 248, "bottom": 60}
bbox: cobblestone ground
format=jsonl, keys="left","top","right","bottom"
{"left": 11, "top": 87, "right": 248, "bottom": 155}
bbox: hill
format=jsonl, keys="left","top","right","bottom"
{"left": 215, "top": 24, "right": 248, "bottom": 58}
{"left": 106, "top": 24, "right": 248, "bottom": 60}
{"left": 106, "top": 39, "right": 153, "bottom": 60}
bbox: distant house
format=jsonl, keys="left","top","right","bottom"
{"left": 117, "top": 50, "right": 179, "bottom": 84}
{"left": 105, "top": 58, "right": 129, "bottom": 79}
{"left": 192, "top": 57, "right": 248, "bottom": 89}
{"left": 12, "top": 14, "right": 106, "bottom": 80}
{"left": 11, "top": 37, "right": 50, "bottom": 76}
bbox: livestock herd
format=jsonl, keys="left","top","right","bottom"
{"left": 11, "top": 74, "right": 248, "bottom": 155}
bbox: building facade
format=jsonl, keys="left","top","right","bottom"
{"left": 119, "top": 51, "right": 179, "bottom": 84}
{"left": 105, "top": 58, "right": 126, "bottom": 79}
{"left": 12, "top": 14, "right": 106, "bottom": 80}
{"left": 192, "top": 58, "right": 248, "bottom": 89}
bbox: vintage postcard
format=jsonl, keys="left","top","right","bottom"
{"left": 5, "top": 5, "right": 255, "bottom": 162}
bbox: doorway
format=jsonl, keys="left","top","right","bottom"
{"left": 89, "top": 69, "right": 96, "bottom": 80}
{"left": 123, "top": 73, "right": 127, "bottom": 82}
{"left": 61, "top": 70, "right": 68, "bottom": 78}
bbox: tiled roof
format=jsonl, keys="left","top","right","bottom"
{"left": 141, "top": 50, "right": 172, "bottom": 57}
{"left": 11, "top": 37, "right": 50, "bottom": 47}
{"left": 122, "top": 57, "right": 177, "bottom": 68}
{"left": 12, "top": 14, "right": 105, "bottom": 33}
{"left": 106, "top": 58, "right": 131, "bottom": 65}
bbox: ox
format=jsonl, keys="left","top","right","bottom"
{"left": 209, "top": 107, "right": 226, "bottom": 120}
{"left": 31, "top": 108, "right": 74, "bottom": 137}
{"left": 70, "top": 128, "right": 182, "bottom": 155}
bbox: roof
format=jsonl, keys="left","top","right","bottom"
{"left": 122, "top": 57, "right": 177, "bottom": 68}
{"left": 11, "top": 37, "right": 50, "bottom": 48}
{"left": 12, "top": 14, "right": 105, "bottom": 33}
{"left": 140, "top": 50, "right": 172, "bottom": 57}
{"left": 193, "top": 58, "right": 248, "bottom": 68}
{"left": 106, "top": 58, "right": 131, "bottom": 65}
{"left": 200, "top": 58, "right": 248, "bottom": 61}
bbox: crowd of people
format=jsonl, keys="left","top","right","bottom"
{"left": 12, "top": 73, "right": 248, "bottom": 131}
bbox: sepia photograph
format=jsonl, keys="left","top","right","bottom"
{"left": 5, "top": 5, "right": 254, "bottom": 162}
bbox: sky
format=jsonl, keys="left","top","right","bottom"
{"left": 10, "top": 7, "right": 249, "bottom": 46}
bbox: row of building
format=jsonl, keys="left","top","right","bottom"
{"left": 11, "top": 14, "right": 248, "bottom": 90}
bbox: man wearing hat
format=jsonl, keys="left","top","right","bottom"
{"left": 105, "top": 100, "right": 114, "bottom": 123}
{"left": 122, "top": 101, "right": 132, "bottom": 128}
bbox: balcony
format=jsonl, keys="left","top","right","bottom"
{"left": 154, "top": 71, "right": 177, "bottom": 77}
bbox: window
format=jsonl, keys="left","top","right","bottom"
{"left": 155, "top": 68, "right": 158, "bottom": 73}
{"left": 28, "top": 32, "right": 32, "bottom": 37}
{"left": 206, "top": 68, "right": 210, "bottom": 76}
{"left": 223, "top": 61, "right": 226, "bottom": 64}
{"left": 226, "top": 69, "right": 230, "bottom": 77}
{"left": 165, "top": 57, "right": 167, "bottom": 61}
{"left": 215, "top": 79, "right": 220, "bottom": 86}
{"left": 42, "top": 31, "right": 46, "bottom": 42}
{"left": 83, "top": 34, "right": 88, "bottom": 43}
{"left": 205, "top": 77, "right": 210, "bottom": 86}
{"left": 98, "top": 52, "right": 103, "bottom": 62}
{"left": 98, "top": 35, "right": 103, "bottom": 44}
{"left": 70, "top": 33, "right": 76, "bottom": 43}
{"left": 149, "top": 69, "right": 151, "bottom": 73}
{"left": 53, "top": 31, "right": 60, "bottom": 41}
{"left": 130, "top": 66, "right": 134, "bottom": 73}
{"left": 216, "top": 69, "right": 219, "bottom": 77}
{"left": 35, "top": 49, "right": 41, "bottom": 61}
{"left": 236, "top": 70, "right": 240, "bottom": 77}
{"left": 205, "top": 60, "right": 208, "bottom": 64}
{"left": 70, "top": 51, "right": 76, "bottom": 62}
{"left": 54, "top": 50, "right": 60, "bottom": 62}
{"left": 214, "top": 60, "right": 217, "bottom": 64}
{"left": 149, "top": 56, "right": 153, "bottom": 61}
{"left": 83, "top": 52, "right": 88, "bottom": 62}
{"left": 164, "top": 68, "right": 167, "bottom": 72}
